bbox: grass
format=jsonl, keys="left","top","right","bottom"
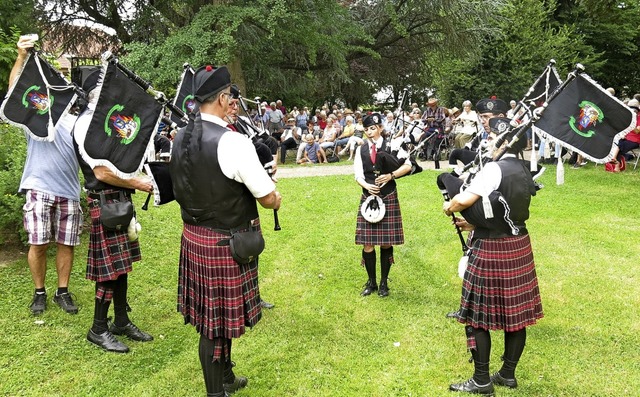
{"left": 1, "top": 164, "right": 639, "bottom": 396}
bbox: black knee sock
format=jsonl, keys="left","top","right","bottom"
{"left": 91, "top": 283, "right": 111, "bottom": 334}
{"left": 380, "top": 247, "right": 393, "bottom": 283}
{"left": 362, "top": 250, "right": 376, "bottom": 284}
{"left": 113, "top": 274, "right": 130, "bottom": 327}
{"left": 223, "top": 339, "right": 235, "bottom": 383}
{"left": 199, "top": 335, "right": 225, "bottom": 394}
{"left": 470, "top": 327, "right": 491, "bottom": 385}
{"left": 500, "top": 328, "right": 526, "bottom": 379}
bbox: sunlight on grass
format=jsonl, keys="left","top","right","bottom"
{"left": 1, "top": 165, "right": 639, "bottom": 396}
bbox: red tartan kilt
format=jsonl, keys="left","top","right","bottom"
{"left": 457, "top": 234, "right": 543, "bottom": 332}
{"left": 355, "top": 190, "right": 404, "bottom": 246}
{"left": 85, "top": 194, "right": 140, "bottom": 282}
{"left": 178, "top": 223, "right": 262, "bottom": 346}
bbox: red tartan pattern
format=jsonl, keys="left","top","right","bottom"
{"left": 95, "top": 286, "right": 114, "bottom": 303}
{"left": 355, "top": 190, "right": 404, "bottom": 246}
{"left": 457, "top": 235, "right": 543, "bottom": 335}
{"left": 85, "top": 193, "right": 140, "bottom": 282}
{"left": 178, "top": 223, "right": 262, "bottom": 360}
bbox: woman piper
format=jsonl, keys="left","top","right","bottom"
{"left": 443, "top": 125, "right": 543, "bottom": 396}
{"left": 353, "top": 113, "right": 412, "bottom": 297}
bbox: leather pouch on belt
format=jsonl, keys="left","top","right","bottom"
{"left": 229, "top": 230, "right": 265, "bottom": 264}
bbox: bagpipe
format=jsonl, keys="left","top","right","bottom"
{"left": 227, "top": 92, "right": 281, "bottom": 230}
{"left": 386, "top": 88, "right": 423, "bottom": 175}
{"left": 439, "top": 61, "right": 637, "bottom": 259}
{"left": 1, "top": 43, "right": 283, "bottom": 230}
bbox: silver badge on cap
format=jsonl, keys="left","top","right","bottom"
{"left": 497, "top": 121, "right": 508, "bottom": 133}
{"left": 487, "top": 101, "right": 495, "bottom": 110}
{"left": 373, "top": 115, "right": 379, "bottom": 124}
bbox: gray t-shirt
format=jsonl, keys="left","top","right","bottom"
{"left": 19, "top": 114, "right": 80, "bottom": 200}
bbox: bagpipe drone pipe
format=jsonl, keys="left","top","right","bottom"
{"left": 384, "top": 89, "right": 423, "bottom": 175}
{"left": 438, "top": 61, "right": 637, "bottom": 253}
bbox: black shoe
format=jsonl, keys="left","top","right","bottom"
{"left": 490, "top": 372, "right": 517, "bottom": 388}
{"left": 449, "top": 378, "right": 494, "bottom": 395}
{"left": 109, "top": 321, "right": 154, "bottom": 342}
{"left": 53, "top": 292, "right": 78, "bottom": 314}
{"left": 223, "top": 376, "right": 248, "bottom": 394}
{"left": 87, "top": 330, "right": 129, "bottom": 353}
{"left": 29, "top": 292, "right": 47, "bottom": 315}
{"left": 260, "top": 300, "right": 275, "bottom": 309}
{"left": 378, "top": 281, "right": 389, "bottom": 297}
{"left": 207, "top": 392, "right": 230, "bottom": 397}
{"left": 360, "top": 280, "right": 378, "bottom": 296}
{"left": 446, "top": 310, "right": 460, "bottom": 319}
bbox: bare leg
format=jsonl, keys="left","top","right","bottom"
{"left": 28, "top": 244, "right": 48, "bottom": 289}
{"left": 55, "top": 243, "right": 74, "bottom": 289}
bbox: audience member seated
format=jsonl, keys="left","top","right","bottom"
{"left": 609, "top": 98, "right": 640, "bottom": 172}
{"left": 279, "top": 117, "right": 302, "bottom": 164}
{"left": 453, "top": 100, "right": 480, "bottom": 149}
{"left": 335, "top": 115, "right": 356, "bottom": 155}
{"left": 319, "top": 115, "right": 338, "bottom": 151}
{"left": 298, "top": 134, "right": 327, "bottom": 164}
{"left": 340, "top": 118, "right": 365, "bottom": 161}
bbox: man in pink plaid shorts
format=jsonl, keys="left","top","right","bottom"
{"left": 9, "top": 37, "right": 82, "bottom": 315}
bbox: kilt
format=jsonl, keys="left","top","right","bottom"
{"left": 457, "top": 234, "right": 543, "bottom": 335}
{"left": 178, "top": 223, "right": 262, "bottom": 360}
{"left": 85, "top": 191, "right": 140, "bottom": 283}
{"left": 355, "top": 190, "right": 404, "bottom": 246}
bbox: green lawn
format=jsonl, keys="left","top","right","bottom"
{"left": 1, "top": 164, "right": 639, "bottom": 396}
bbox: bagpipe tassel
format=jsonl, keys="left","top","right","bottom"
{"left": 46, "top": 120, "right": 56, "bottom": 142}
{"left": 556, "top": 155, "right": 565, "bottom": 185}
{"left": 458, "top": 253, "right": 469, "bottom": 278}
{"left": 530, "top": 132, "right": 538, "bottom": 172}
{"left": 482, "top": 195, "right": 494, "bottom": 219}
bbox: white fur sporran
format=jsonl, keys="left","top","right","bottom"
{"left": 128, "top": 216, "right": 142, "bottom": 241}
{"left": 360, "top": 195, "right": 385, "bottom": 223}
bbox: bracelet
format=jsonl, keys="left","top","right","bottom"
{"left": 390, "top": 173, "right": 395, "bottom": 180}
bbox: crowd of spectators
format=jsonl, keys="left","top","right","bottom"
{"left": 151, "top": 93, "right": 640, "bottom": 172}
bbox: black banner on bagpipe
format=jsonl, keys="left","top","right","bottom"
{"left": 0, "top": 52, "right": 77, "bottom": 141}
{"left": 74, "top": 62, "right": 163, "bottom": 178}
{"left": 170, "top": 66, "right": 195, "bottom": 127}
{"left": 532, "top": 73, "right": 636, "bottom": 163}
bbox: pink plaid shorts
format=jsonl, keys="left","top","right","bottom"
{"left": 23, "top": 190, "right": 82, "bottom": 246}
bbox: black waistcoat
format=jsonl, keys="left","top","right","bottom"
{"left": 473, "top": 157, "right": 536, "bottom": 239}
{"left": 170, "top": 115, "right": 258, "bottom": 229}
{"left": 360, "top": 139, "right": 397, "bottom": 196}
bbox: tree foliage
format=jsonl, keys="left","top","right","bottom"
{"left": 554, "top": 0, "right": 640, "bottom": 96}
{"left": 0, "top": 27, "right": 22, "bottom": 98}
{"left": 11, "top": 0, "right": 640, "bottom": 108}
{"left": 432, "top": 0, "right": 602, "bottom": 108}
{"left": 343, "top": 0, "right": 502, "bottom": 107}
